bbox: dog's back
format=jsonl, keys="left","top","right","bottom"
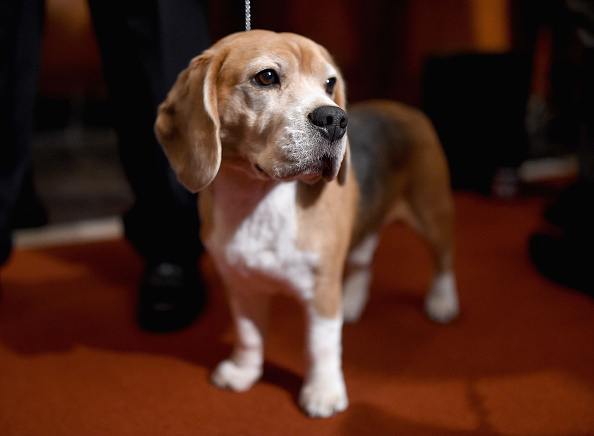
{"left": 348, "top": 100, "right": 452, "bottom": 248}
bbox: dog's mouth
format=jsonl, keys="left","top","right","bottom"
{"left": 300, "top": 155, "right": 341, "bottom": 182}
{"left": 253, "top": 159, "right": 338, "bottom": 185}
{"left": 254, "top": 163, "right": 269, "bottom": 178}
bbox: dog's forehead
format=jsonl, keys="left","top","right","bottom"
{"left": 216, "top": 31, "right": 334, "bottom": 78}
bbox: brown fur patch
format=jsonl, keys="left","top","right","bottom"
{"left": 296, "top": 165, "right": 359, "bottom": 318}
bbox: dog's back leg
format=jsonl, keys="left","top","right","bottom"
{"left": 342, "top": 234, "right": 379, "bottom": 323}
{"left": 406, "top": 184, "right": 459, "bottom": 323}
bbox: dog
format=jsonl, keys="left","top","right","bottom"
{"left": 155, "top": 30, "right": 459, "bottom": 418}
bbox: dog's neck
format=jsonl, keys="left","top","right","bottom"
{"left": 214, "top": 162, "right": 279, "bottom": 194}
{"left": 203, "top": 162, "right": 320, "bottom": 299}
{"left": 210, "top": 162, "right": 328, "bottom": 212}
{"left": 207, "top": 163, "right": 289, "bottom": 224}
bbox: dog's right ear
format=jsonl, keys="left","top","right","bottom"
{"left": 155, "top": 51, "right": 222, "bottom": 193}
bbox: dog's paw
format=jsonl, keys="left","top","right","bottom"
{"left": 425, "top": 282, "right": 459, "bottom": 324}
{"left": 299, "top": 375, "right": 348, "bottom": 418}
{"left": 211, "top": 359, "right": 261, "bottom": 392}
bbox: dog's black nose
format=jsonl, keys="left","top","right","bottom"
{"left": 308, "top": 106, "right": 348, "bottom": 142}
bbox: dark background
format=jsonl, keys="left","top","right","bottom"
{"left": 25, "top": 0, "right": 585, "bottom": 224}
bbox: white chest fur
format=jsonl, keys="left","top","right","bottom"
{"left": 205, "top": 175, "right": 319, "bottom": 299}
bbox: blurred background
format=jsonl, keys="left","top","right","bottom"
{"left": 17, "top": 0, "right": 588, "bottom": 229}
{"left": 3, "top": 2, "right": 594, "bottom": 433}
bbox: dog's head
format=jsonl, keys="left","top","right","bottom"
{"left": 155, "top": 30, "right": 348, "bottom": 192}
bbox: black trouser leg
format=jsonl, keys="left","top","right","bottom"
{"left": 87, "top": 0, "right": 210, "bottom": 265}
{"left": 0, "top": 0, "right": 44, "bottom": 265}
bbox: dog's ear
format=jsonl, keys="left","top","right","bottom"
{"left": 318, "top": 44, "right": 347, "bottom": 110}
{"left": 155, "top": 51, "right": 222, "bottom": 193}
{"left": 335, "top": 73, "right": 349, "bottom": 185}
{"left": 337, "top": 139, "right": 350, "bottom": 185}
{"left": 334, "top": 73, "right": 347, "bottom": 110}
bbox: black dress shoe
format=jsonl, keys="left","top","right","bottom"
{"left": 137, "top": 261, "right": 206, "bottom": 332}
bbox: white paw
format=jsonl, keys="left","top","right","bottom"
{"left": 211, "top": 359, "right": 261, "bottom": 392}
{"left": 425, "top": 271, "right": 459, "bottom": 323}
{"left": 425, "top": 286, "right": 459, "bottom": 323}
{"left": 299, "top": 375, "right": 348, "bottom": 418}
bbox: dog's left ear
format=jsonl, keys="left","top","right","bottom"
{"left": 333, "top": 72, "right": 347, "bottom": 110}
{"left": 155, "top": 50, "right": 223, "bottom": 193}
{"left": 337, "top": 140, "right": 350, "bottom": 185}
{"left": 334, "top": 74, "right": 349, "bottom": 185}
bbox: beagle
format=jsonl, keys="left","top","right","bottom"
{"left": 155, "top": 30, "right": 459, "bottom": 418}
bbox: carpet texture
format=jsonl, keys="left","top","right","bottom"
{"left": 1, "top": 194, "right": 594, "bottom": 435}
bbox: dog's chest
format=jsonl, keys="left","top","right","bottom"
{"left": 205, "top": 180, "right": 319, "bottom": 298}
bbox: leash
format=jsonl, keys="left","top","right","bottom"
{"left": 245, "top": 0, "right": 251, "bottom": 31}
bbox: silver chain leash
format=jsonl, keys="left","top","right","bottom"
{"left": 245, "top": 0, "right": 251, "bottom": 31}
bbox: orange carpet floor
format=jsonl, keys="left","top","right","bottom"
{"left": 1, "top": 194, "right": 594, "bottom": 436}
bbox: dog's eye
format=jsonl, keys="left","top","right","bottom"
{"left": 325, "top": 77, "right": 337, "bottom": 95}
{"left": 254, "top": 69, "right": 280, "bottom": 87}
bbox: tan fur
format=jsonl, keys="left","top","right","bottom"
{"left": 155, "top": 52, "right": 223, "bottom": 193}
{"left": 296, "top": 164, "right": 359, "bottom": 318}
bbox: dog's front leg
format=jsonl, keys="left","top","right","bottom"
{"left": 212, "top": 290, "right": 269, "bottom": 392}
{"left": 299, "top": 291, "right": 348, "bottom": 418}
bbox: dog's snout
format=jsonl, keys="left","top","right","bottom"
{"left": 308, "top": 106, "right": 348, "bottom": 142}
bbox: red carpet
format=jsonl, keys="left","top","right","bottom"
{"left": 1, "top": 194, "right": 594, "bottom": 435}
